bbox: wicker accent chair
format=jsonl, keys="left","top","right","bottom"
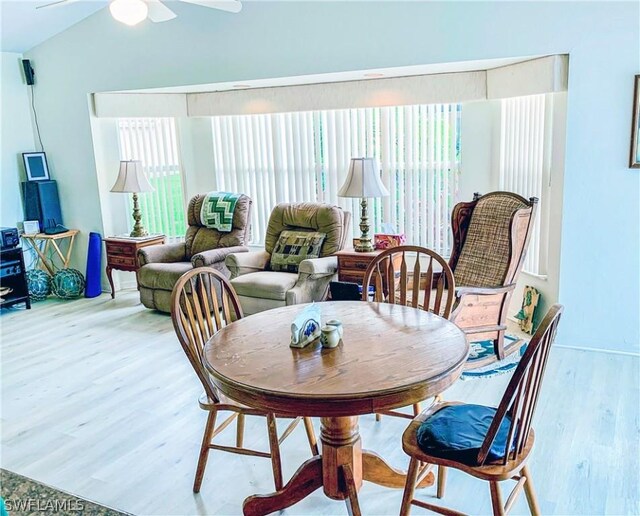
{"left": 447, "top": 191, "right": 538, "bottom": 368}
{"left": 225, "top": 203, "right": 351, "bottom": 316}
{"left": 137, "top": 193, "right": 252, "bottom": 313}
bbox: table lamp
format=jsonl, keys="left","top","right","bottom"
{"left": 338, "top": 157, "right": 389, "bottom": 252}
{"left": 110, "top": 160, "right": 154, "bottom": 237}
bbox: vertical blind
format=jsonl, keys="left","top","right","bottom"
{"left": 117, "top": 118, "right": 186, "bottom": 238}
{"left": 499, "top": 94, "right": 549, "bottom": 276}
{"left": 211, "top": 104, "right": 461, "bottom": 255}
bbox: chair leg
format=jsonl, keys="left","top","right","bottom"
{"left": 266, "top": 413, "right": 284, "bottom": 491}
{"left": 437, "top": 466, "right": 447, "bottom": 499}
{"left": 236, "top": 413, "right": 245, "bottom": 448}
{"left": 493, "top": 330, "right": 506, "bottom": 360}
{"left": 193, "top": 410, "right": 217, "bottom": 493}
{"left": 489, "top": 481, "right": 506, "bottom": 516}
{"left": 303, "top": 417, "right": 319, "bottom": 456}
{"left": 522, "top": 465, "right": 541, "bottom": 516}
{"left": 412, "top": 402, "right": 421, "bottom": 416}
{"left": 375, "top": 413, "right": 382, "bottom": 422}
{"left": 399, "top": 457, "right": 420, "bottom": 516}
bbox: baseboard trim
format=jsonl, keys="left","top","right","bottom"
{"left": 554, "top": 344, "right": 640, "bottom": 357}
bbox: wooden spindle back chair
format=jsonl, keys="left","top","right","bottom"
{"left": 171, "top": 267, "right": 318, "bottom": 494}
{"left": 361, "top": 245, "right": 456, "bottom": 318}
{"left": 172, "top": 267, "right": 243, "bottom": 404}
{"left": 362, "top": 246, "right": 456, "bottom": 420}
{"left": 400, "top": 304, "right": 564, "bottom": 516}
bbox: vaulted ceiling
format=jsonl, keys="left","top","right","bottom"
{"left": 1, "top": 0, "right": 109, "bottom": 53}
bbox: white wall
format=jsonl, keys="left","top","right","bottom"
{"left": 1, "top": 52, "right": 36, "bottom": 228}
{"left": 20, "top": 1, "right": 640, "bottom": 353}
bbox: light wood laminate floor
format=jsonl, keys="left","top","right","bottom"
{"left": 1, "top": 292, "right": 638, "bottom": 515}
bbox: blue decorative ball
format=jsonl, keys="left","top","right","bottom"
{"left": 26, "top": 269, "right": 51, "bottom": 301}
{"left": 51, "top": 268, "right": 85, "bottom": 299}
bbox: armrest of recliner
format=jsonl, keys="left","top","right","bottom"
{"left": 225, "top": 250, "right": 271, "bottom": 279}
{"left": 297, "top": 256, "right": 338, "bottom": 278}
{"left": 191, "top": 246, "right": 249, "bottom": 268}
{"left": 137, "top": 242, "right": 186, "bottom": 266}
{"left": 285, "top": 257, "right": 338, "bottom": 305}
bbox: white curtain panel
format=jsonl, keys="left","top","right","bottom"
{"left": 117, "top": 117, "right": 186, "bottom": 238}
{"left": 499, "top": 94, "right": 549, "bottom": 276}
{"left": 211, "top": 104, "right": 461, "bottom": 255}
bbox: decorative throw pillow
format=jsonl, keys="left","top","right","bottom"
{"left": 270, "top": 230, "right": 326, "bottom": 273}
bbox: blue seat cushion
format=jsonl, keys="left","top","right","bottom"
{"left": 416, "top": 404, "right": 514, "bottom": 466}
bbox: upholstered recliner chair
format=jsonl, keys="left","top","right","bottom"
{"left": 225, "top": 203, "right": 351, "bottom": 316}
{"left": 137, "top": 194, "right": 252, "bottom": 313}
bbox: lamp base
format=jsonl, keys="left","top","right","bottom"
{"left": 130, "top": 192, "right": 149, "bottom": 238}
{"left": 354, "top": 238, "right": 375, "bottom": 253}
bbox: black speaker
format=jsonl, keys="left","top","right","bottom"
{"left": 22, "top": 59, "right": 34, "bottom": 85}
{"left": 22, "top": 180, "right": 63, "bottom": 231}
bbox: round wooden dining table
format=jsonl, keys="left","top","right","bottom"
{"left": 203, "top": 300, "right": 468, "bottom": 515}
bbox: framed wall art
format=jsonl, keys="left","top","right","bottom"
{"left": 630, "top": 74, "right": 640, "bottom": 168}
{"left": 22, "top": 152, "right": 50, "bottom": 181}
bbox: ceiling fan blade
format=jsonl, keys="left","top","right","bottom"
{"left": 178, "top": 0, "right": 242, "bottom": 14}
{"left": 146, "top": 0, "right": 177, "bottom": 22}
{"left": 36, "top": 0, "right": 80, "bottom": 10}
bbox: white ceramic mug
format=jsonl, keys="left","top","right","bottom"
{"left": 321, "top": 325, "right": 340, "bottom": 348}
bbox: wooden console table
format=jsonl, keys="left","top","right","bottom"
{"left": 104, "top": 235, "right": 165, "bottom": 299}
{"left": 22, "top": 230, "right": 79, "bottom": 276}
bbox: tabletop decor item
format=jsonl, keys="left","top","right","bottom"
{"left": 321, "top": 325, "right": 341, "bottom": 349}
{"left": 338, "top": 158, "right": 389, "bottom": 252}
{"left": 110, "top": 160, "right": 154, "bottom": 237}
{"left": 326, "top": 319, "right": 344, "bottom": 339}
{"left": 26, "top": 269, "right": 51, "bottom": 301}
{"left": 290, "top": 303, "right": 322, "bottom": 348}
{"left": 51, "top": 268, "right": 85, "bottom": 299}
{"left": 374, "top": 233, "right": 406, "bottom": 250}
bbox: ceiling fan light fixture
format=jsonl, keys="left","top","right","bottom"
{"left": 109, "top": 0, "right": 148, "bottom": 26}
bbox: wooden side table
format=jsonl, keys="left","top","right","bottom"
{"left": 104, "top": 235, "right": 165, "bottom": 299}
{"left": 336, "top": 248, "right": 403, "bottom": 285}
{"left": 22, "top": 230, "right": 79, "bottom": 276}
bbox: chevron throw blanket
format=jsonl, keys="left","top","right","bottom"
{"left": 200, "top": 192, "right": 241, "bottom": 232}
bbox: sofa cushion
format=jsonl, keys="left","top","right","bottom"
{"left": 138, "top": 262, "right": 193, "bottom": 291}
{"left": 416, "top": 404, "right": 514, "bottom": 466}
{"left": 270, "top": 230, "right": 326, "bottom": 273}
{"left": 264, "top": 203, "right": 347, "bottom": 257}
{"left": 231, "top": 271, "right": 298, "bottom": 301}
{"left": 185, "top": 194, "right": 252, "bottom": 257}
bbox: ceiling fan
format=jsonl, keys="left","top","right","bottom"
{"left": 36, "top": 0, "right": 242, "bottom": 26}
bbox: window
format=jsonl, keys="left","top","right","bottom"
{"left": 210, "top": 104, "right": 461, "bottom": 256}
{"left": 117, "top": 117, "right": 186, "bottom": 239}
{"left": 498, "top": 95, "right": 550, "bottom": 276}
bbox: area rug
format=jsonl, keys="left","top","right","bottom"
{"left": 0, "top": 469, "right": 130, "bottom": 516}
{"left": 461, "top": 335, "right": 528, "bottom": 380}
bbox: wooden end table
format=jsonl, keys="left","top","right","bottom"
{"left": 22, "top": 229, "right": 79, "bottom": 276}
{"left": 104, "top": 235, "right": 165, "bottom": 299}
{"left": 336, "top": 248, "right": 404, "bottom": 285}
{"left": 203, "top": 301, "right": 468, "bottom": 515}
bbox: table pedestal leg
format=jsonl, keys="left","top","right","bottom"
{"left": 242, "top": 415, "right": 432, "bottom": 515}
{"left": 243, "top": 456, "right": 323, "bottom": 516}
{"left": 363, "top": 450, "right": 435, "bottom": 489}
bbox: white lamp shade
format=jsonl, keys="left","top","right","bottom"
{"left": 110, "top": 160, "right": 154, "bottom": 193}
{"left": 338, "top": 158, "right": 389, "bottom": 198}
